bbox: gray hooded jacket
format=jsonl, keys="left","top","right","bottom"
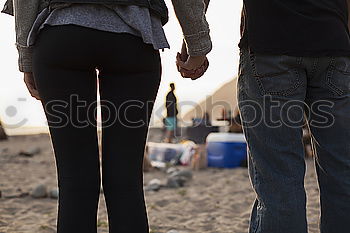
{"left": 1, "top": 0, "right": 212, "bottom": 72}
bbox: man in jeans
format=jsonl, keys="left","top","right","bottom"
{"left": 238, "top": 0, "right": 350, "bottom": 232}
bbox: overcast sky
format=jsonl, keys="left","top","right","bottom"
{"left": 0, "top": 0, "right": 243, "bottom": 134}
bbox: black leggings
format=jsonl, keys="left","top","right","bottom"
{"left": 32, "top": 25, "right": 161, "bottom": 233}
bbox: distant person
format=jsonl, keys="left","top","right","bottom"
{"left": 4, "top": 0, "right": 211, "bottom": 232}
{"left": 164, "top": 83, "right": 178, "bottom": 143}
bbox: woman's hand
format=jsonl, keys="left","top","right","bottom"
{"left": 24, "top": 72, "right": 40, "bottom": 100}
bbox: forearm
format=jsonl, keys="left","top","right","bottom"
{"left": 172, "top": 0, "right": 212, "bottom": 56}
{"left": 13, "top": 0, "right": 40, "bottom": 72}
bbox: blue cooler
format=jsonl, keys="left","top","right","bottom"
{"left": 206, "top": 133, "right": 247, "bottom": 168}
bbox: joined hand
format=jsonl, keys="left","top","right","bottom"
{"left": 176, "top": 42, "right": 209, "bottom": 80}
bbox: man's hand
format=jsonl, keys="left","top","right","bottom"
{"left": 24, "top": 72, "right": 40, "bottom": 100}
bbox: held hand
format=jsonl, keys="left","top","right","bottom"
{"left": 176, "top": 53, "right": 209, "bottom": 80}
{"left": 176, "top": 41, "right": 209, "bottom": 80}
{"left": 24, "top": 72, "right": 40, "bottom": 100}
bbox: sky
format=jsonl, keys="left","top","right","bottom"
{"left": 0, "top": 0, "right": 243, "bottom": 135}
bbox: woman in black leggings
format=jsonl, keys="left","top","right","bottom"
{"left": 33, "top": 25, "right": 161, "bottom": 232}
{"left": 7, "top": 0, "right": 212, "bottom": 232}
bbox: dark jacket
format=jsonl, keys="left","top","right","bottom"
{"left": 166, "top": 91, "right": 178, "bottom": 117}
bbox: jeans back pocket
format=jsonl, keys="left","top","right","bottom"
{"left": 327, "top": 57, "right": 350, "bottom": 96}
{"left": 249, "top": 53, "right": 303, "bottom": 97}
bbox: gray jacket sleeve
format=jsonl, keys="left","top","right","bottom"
{"left": 171, "top": 0, "right": 212, "bottom": 56}
{"left": 2, "top": 0, "right": 212, "bottom": 72}
{"left": 14, "top": 0, "right": 41, "bottom": 72}
{"left": 1, "top": 0, "right": 40, "bottom": 72}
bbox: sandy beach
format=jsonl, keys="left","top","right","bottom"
{"left": 0, "top": 134, "right": 321, "bottom": 233}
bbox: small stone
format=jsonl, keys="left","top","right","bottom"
{"left": 31, "top": 184, "right": 47, "bottom": 198}
{"left": 49, "top": 188, "right": 59, "bottom": 199}
{"left": 155, "top": 199, "right": 169, "bottom": 207}
{"left": 145, "top": 179, "right": 162, "bottom": 192}
{"left": 19, "top": 147, "right": 41, "bottom": 157}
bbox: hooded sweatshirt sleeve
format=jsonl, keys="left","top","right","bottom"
{"left": 12, "top": 0, "right": 40, "bottom": 72}
{"left": 171, "top": 0, "right": 212, "bottom": 56}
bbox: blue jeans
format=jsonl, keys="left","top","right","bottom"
{"left": 237, "top": 48, "right": 350, "bottom": 233}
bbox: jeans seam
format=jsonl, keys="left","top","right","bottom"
{"left": 326, "top": 57, "right": 344, "bottom": 96}
{"left": 248, "top": 52, "right": 266, "bottom": 96}
{"left": 238, "top": 86, "right": 261, "bottom": 233}
{"left": 309, "top": 57, "right": 319, "bottom": 81}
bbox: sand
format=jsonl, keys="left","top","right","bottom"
{"left": 0, "top": 134, "right": 321, "bottom": 233}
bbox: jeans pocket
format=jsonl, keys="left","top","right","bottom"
{"left": 326, "top": 57, "right": 350, "bottom": 96}
{"left": 249, "top": 53, "right": 302, "bottom": 97}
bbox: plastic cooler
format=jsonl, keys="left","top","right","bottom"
{"left": 206, "top": 133, "right": 247, "bottom": 168}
